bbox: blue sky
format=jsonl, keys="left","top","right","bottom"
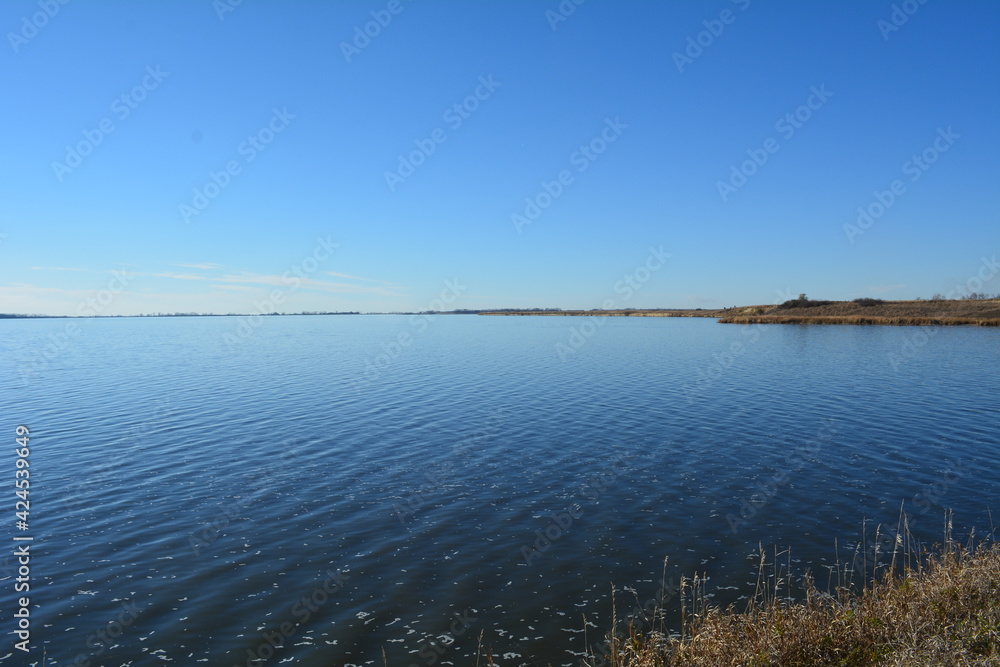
{"left": 1, "top": 0, "right": 998, "bottom": 315}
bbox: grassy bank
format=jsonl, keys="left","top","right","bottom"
{"left": 479, "top": 299, "right": 1000, "bottom": 326}
{"left": 717, "top": 297, "right": 1000, "bottom": 326}
{"left": 580, "top": 517, "right": 999, "bottom": 666}
{"left": 717, "top": 314, "right": 1000, "bottom": 326}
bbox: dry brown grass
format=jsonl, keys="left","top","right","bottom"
{"left": 584, "top": 513, "right": 1000, "bottom": 667}
{"left": 717, "top": 299, "right": 1000, "bottom": 326}
{"left": 717, "top": 315, "right": 1000, "bottom": 326}
{"left": 481, "top": 300, "right": 1000, "bottom": 326}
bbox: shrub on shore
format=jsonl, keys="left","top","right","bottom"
{"left": 583, "top": 514, "right": 999, "bottom": 666}
{"left": 778, "top": 294, "right": 835, "bottom": 309}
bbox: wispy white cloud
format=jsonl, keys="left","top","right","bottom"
{"left": 0, "top": 283, "right": 143, "bottom": 315}
{"left": 0, "top": 279, "right": 411, "bottom": 316}
{"left": 3, "top": 265, "right": 403, "bottom": 315}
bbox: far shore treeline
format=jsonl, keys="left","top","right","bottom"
{"left": 2, "top": 295, "right": 999, "bottom": 326}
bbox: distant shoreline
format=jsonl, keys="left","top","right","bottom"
{"left": 482, "top": 298, "right": 1000, "bottom": 326}
{"left": 3, "top": 299, "right": 999, "bottom": 325}
{"left": 479, "top": 309, "right": 722, "bottom": 318}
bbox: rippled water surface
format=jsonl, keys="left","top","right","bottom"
{"left": 1, "top": 315, "right": 998, "bottom": 665}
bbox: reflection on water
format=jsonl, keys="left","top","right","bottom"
{"left": 0, "top": 315, "right": 997, "bottom": 665}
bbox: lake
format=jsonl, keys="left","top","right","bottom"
{"left": 1, "top": 315, "right": 997, "bottom": 666}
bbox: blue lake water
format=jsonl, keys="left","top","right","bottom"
{"left": 0, "top": 315, "right": 998, "bottom": 666}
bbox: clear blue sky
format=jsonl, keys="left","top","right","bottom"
{"left": 2, "top": 0, "right": 998, "bottom": 315}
